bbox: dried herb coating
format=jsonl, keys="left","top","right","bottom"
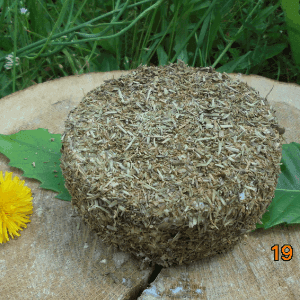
{"left": 60, "top": 60, "right": 284, "bottom": 267}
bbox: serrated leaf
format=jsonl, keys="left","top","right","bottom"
{"left": 0, "top": 128, "right": 71, "bottom": 201}
{"left": 255, "top": 142, "right": 300, "bottom": 230}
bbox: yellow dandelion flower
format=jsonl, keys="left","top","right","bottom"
{"left": 0, "top": 171, "right": 33, "bottom": 244}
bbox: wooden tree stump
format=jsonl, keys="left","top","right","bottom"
{"left": 1, "top": 68, "right": 300, "bottom": 299}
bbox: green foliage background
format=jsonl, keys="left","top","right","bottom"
{"left": 0, "top": 0, "right": 299, "bottom": 98}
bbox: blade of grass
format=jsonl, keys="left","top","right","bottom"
{"left": 212, "top": 0, "right": 265, "bottom": 69}
{"left": 192, "top": 10, "right": 211, "bottom": 67}
{"left": 0, "top": 0, "right": 9, "bottom": 30}
{"left": 169, "top": 0, "right": 219, "bottom": 63}
{"left": 0, "top": 0, "right": 158, "bottom": 63}
{"left": 26, "top": 0, "right": 72, "bottom": 60}
{"left": 204, "top": 9, "right": 222, "bottom": 66}
{"left": 12, "top": 1, "right": 18, "bottom": 93}
{"left": 281, "top": 0, "right": 300, "bottom": 66}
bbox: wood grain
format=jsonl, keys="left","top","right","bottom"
{"left": 1, "top": 70, "right": 300, "bottom": 300}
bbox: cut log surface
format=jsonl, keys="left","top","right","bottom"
{"left": 1, "top": 69, "right": 300, "bottom": 300}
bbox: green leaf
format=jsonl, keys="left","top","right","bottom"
{"left": 0, "top": 128, "right": 71, "bottom": 201}
{"left": 97, "top": 52, "right": 119, "bottom": 72}
{"left": 0, "top": 37, "right": 13, "bottom": 52}
{"left": 251, "top": 43, "right": 287, "bottom": 66}
{"left": 156, "top": 45, "right": 169, "bottom": 66}
{"left": 173, "top": 15, "right": 189, "bottom": 63}
{"left": 0, "top": 72, "right": 13, "bottom": 98}
{"left": 255, "top": 142, "right": 300, "bottom": 230}
{"left": 264, "top": 43, "right": 287, "bottom": 60}
{"left": 281, "top": 0, "right": 300, "bottom": 66}
{"left": 93, "top": 27, "right": 118, "bottom": 55}
{"left": 216, "top": 51, "right": 252, "bottom": 73}
{"left": 205, "top": 8, "right": 222, "bottom": 60}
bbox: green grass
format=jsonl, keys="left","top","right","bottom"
{"left": 0, "top": 0, "right": 299, "bottom": 99}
